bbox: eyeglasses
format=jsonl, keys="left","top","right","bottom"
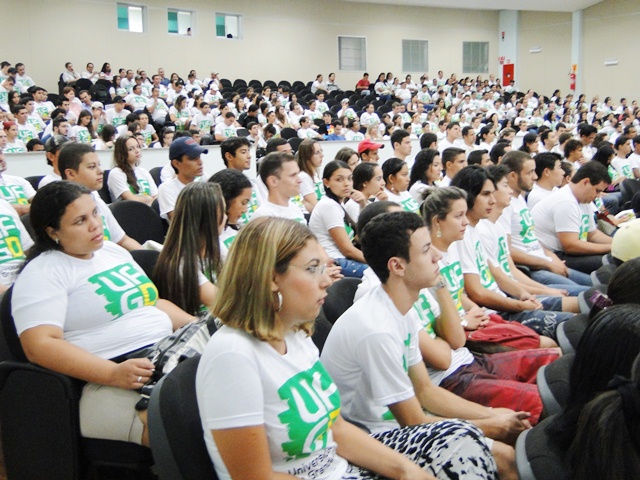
{"left": 289, "top": 263, "right": 328, "bottom": 277}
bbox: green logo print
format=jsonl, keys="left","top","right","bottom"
{"left": 475, "top": 241, "right": 495, "bottom": 289}
{"left": 0, "top": 186, "right": 28, "bottom": 206}
{"left": 88, "top": 263, "right": 158, "bottom": 318}
{"left": 497, "top": 235, "right": 512, "bottom": 277}
{"left": 400, "top": 197, "right": 420, "bottom": 214}
{"left": 240, "top": 189, "right": 259, "bottom": 223}
{"left": 137, "top": 179, "right": 152, "bottom": 196}
{"left": 100, "top": 215, "right": 112, "bottom": 241}
{"left": 277, "top": 361, "right": 340, "bottom": 460}
{"left": 402, "top": 333, "right": 412, "bottom": 372}
{"left": 578, "top": 214, "right": 589, "bottom": 241}
{"left": 413, "top": 293, "right": 436, "bottom": 337}
{"left": 440, "top": 261, "right": 465, "bottom": 316}
{"left": 314, "top": 181, "right": 324, "bottom": 201}
{"left": 518, "top": 208, "right": 537, "bottom": 244}
{"left": 0, "top": 215, "right": 26, "bottom": 263}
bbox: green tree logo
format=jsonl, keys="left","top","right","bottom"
{"left": 88, "top": 263, "right": 158, "bottom": 318}
{"left": 0, "top": 215, "right": 25, "bottom": 263}
{"left": 277, "top": 361, "right": 340, "bottom": 460}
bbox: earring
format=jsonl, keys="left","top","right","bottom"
{"left": 275, "top": 291, "right": 283, "bottom": 312}
{"left": 436, "top": 229, "right": 442, "bottom": 238}
{"left": 54, "top": 238, "right": 59, "bottom": 244}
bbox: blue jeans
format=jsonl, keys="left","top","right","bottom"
{"left": 530, "top": 269, "right": 592, "bottom": 296}
{"left": 500, "top": 309, "right": 574, "bottom": 341}
{"left": 334, "top": 258, "right": 368, "bottom": 279}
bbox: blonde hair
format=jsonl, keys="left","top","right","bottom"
{"left": 213, "top": 217, "right": 316, "bottom": 341}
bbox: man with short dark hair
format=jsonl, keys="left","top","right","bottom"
{"left": 439, "top": 147, "right": 467, "bottom": 187}
{"left": 251, "top": 152, "right": 305, "bottom": 223}
{"left": 214, "top": 112, "right": 237, "bottom": 142}
{"left": 438, "top": 122, "right": 461, "bottom": 153}
{"left": 157, "top": 137, "right": 207, "bottom": 221}
{"left": 527, "top": 152, "right": 565, "bottom": 209}
{"left": 14, "top": 63, "right": 34, "bottom": 93}
{"left": 610, "top": 135, "right": 634, "bottom": 179}
{"left": 531, "top": 161, "right": 612, "bottom": 273}
{"left": 12, "top": 105, "right": 37, "bottom": 144}
{"left": 390, "top": 129, "right": 412, "bottom": 162}
{"left": 579, "top": 124, "right": 597, "bottom": 162}
{"left": 563, "top": 139, "right": 584, "bottom": 167}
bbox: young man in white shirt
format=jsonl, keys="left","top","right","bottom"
{"left": 531, "top": 160, "right": 612, "bottom": 274}
{"left": 251, "top": 152, "right": 305, "bottom": 224}
{"left": 439, "top": 148, "right": 467, "bottom": 187}
{"left": 527, "top": 152, "right": 565, "bottom": 209}
{"left": 610, "top": 135, "right": 634, "bottom": 179}
{"left": 501, "top": 150, "right": 592, "bottom": 288}
{"left": 358, "top": 139, "right": 384, "bottom": 163}
{"left": 12, "top": 105, "right": 37, "bottom": 145}
{"left": 579, "top": 124, "right": 597, "bottom": 162}
{"left": 538, "top": 130, "right": 558, "bottom": 154}
{"left": 58, "top": 142, "right": 141, "bottom": 251}
{"left": 221, "top": 137, "right": 262, "bottom": 223}
{"left": 628, "top": 134, "right": 640, "bottom": 179}
{"left": 390, "top": 129, "right": 412, "bottom": 163}
{"left": 214, "top": 112, "right": 238, "bottom": 142}
{"left": 438, "top": 122, "right": 461, "bottom": 154}
{"left": 157, "top": 137, "right": 207, "bottom": 221}
{"left": 459, "top": 126, "right": 478, "bottom": 156}
{"left": 39, "top": 135, "right": 71, "bottom": 189}
{"left": 14, "top": 63, "right": 35, "bottom": 93}
{"left": 321, "top": 211, "right": 528, "bottom": 479}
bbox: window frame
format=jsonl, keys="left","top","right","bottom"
{"left": 167, "top": 8, "right": 195, "bottom": 36}
{"left": 215, "top": 12, "right": 243, "bottom": 40}
{"left": 338, "top": 36, "right": 367, "bottom": 72}
{"left": 462, "top": 41, "right": 490, "bottom": 74}
{"left": 402, "top": 39, "right": 429, "bottom": 73}
{"left": 116, "top": 3, "right": 147, "bottom": 34}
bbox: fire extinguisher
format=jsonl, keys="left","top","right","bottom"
{"left": 569, "top": 73, "right": 576, "bottom": 91}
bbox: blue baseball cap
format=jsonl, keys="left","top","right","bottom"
{"left": 169, "top": 137, "right": 208, "bottom": 160}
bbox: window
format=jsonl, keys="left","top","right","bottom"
{"left": 463, "top": 42, "right": 489, "bottom": 73}
{"left": 216, "top": 13, "right": 242, "bottom": 39}
{"left": 338, "top": 36, "right": 366, "bottom": 71}
{"left": 402, "top": 40, "right": 429, "bottom": 72}
{"left": 168, "top": 9, "right": 193, "bottom": 35}
{"left": 117, "top": 3, "right": 145, "bottom": 33}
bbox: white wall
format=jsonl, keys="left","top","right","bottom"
{"left": 4, "top": 0, "right": 499, "bottom": 94}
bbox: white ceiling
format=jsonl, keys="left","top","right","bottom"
{"left": 343, "top": 0, "right": 603, "bottom": 12}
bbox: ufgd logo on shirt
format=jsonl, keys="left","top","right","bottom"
{"left": 88, "top": 263, "right": 158, "bottom": 318}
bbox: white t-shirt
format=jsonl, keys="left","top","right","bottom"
{"left": 0, "top": 174, "right": 36, "bottom": 205}
{"left": 12, "top": 242, "right": 172, "bottom": 359}
{"left": 38, "top": 173, "right": 62, "bottom": 189}
{"left": 476, "top": 218, "right": 512, "bottom": 278}
{"left": 299, "top": 171, "right": 323, "bottom": 201}
{"left": 506, "top": 195, "right": 551, "bottom": 262}
{"left": 214, "top": 122, "right": 237, "bottom": 139}
{"left": 92, "top": 192, "right": 125, "bottom": 244}
{"left": 309, "top": 197, "right": 354, "bottom": 259}
{"left": 530, "top": 184, "right": 596, "bottom": 252}
{"left": 321, "top": 285, "right": 423, "bottom": 433}
{"left": 627, "top": 152, "right": 640, "bottom": 171}
{"left": 409, "top": 181, "right": 430, "bottom": 205}
{"left": 0, "top": 199, "right": 33, "bottom": 286}
{"left": 107, "top": 166, "right": 158, "bottom": 202}
{"left": 344, "top": 130, "right": 365, "bottom": 142}
{"left": 106, "top": 108, "right": 130, "bottom": 128}
{"left": 353, "top": 268, "right": 474, "bottom": 387}
{"left": 458, "top": 224, "right": 504, "bottom": 310}
{"left": 251, "top": 200, "right": 306, "bottom": 224}
{"left": 196, "top": 326, "right": 347, "bottom": 480}
{"left": 157, "top": 177, "right": 189, "bottom": 220}
{"left": 611, "top": 156, "right": 635, "bottom": 179}
{"left": 384, "top": 189, "right": 420, "bottom": 214}
{"left": 526, "top": 183, "right": 556, "bottom": 210}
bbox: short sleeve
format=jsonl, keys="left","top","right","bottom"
{"left": 197, "top": 349, "right": 265, "bottom": 430}
{"left": 552, "top": 201, "right": 581, "bottom": 234}
{"left": 317, "top": 200, "right": 346, "bottom": 232}
{"left": 107, "top": 168, "right": 130, "bottom": 202}
{"left": 355, "top": 333, "right": 415, "bottom": 406}
{"left": 299, "top": 172, "right": 315, "bottom": 198}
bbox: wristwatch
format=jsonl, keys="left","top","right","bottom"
{"left": 433, "top": 279, "right": 447, "bottom": 290}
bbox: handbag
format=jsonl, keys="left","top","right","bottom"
{"left": 464, "top": 314, "right": 540, "bottom": 354}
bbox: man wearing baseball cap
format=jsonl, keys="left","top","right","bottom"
{"left": 157, "top": 137, "right": 208, "bottom": 221}
{"left": 106, "top": 95, "right": 130, "bottom": 128}
{"left": 358, "top": 139, "right": 384, "bottom": 163}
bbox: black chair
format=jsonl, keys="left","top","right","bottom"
{"left": 149, "top": 166, "right": 164, "bottom": 187}
{"left": 74, "top": 78, "right": 93, "bottom": 94}
{"left": 236, "top": 128, "right": 249, "bottom": 137}
{"left": 97, "top": 169, "right": 111, "bottom": 204}
{"left": 95, "top": 79, "right": 112, "bottom": 90}
{"left": 311, "top": 310, "right": 333, "bottom": 354}
{"left": 292, "top": 81, "right": 306, "bottom": 91}
{"left": 620, "top": 178, "right": 640, "bottom": 206}
{"left": 556, "top": 314, "right": 589, "bottom": 355}
{"left": 287, "top": 137, "right": 302, "bottom": 153}
{"left": 46, "top": 92, "right": 61, "bottom": 106}
{"left": 89, "top": 84, "right": 110, "bottom": 105}
{"left": 109, "top": 201, "right": 166, "bottom": 244}
{"left": 130, "top": 250, "right": 161, "bottom": 279}
{"left": 24, "top": 175, "right": 44, "bottom": 191}
{"left": 577, "top": 285, "right": 605, "bottom": 313}
{"left": 19, "top": 213, "right": 35, "bottom": 239}
{"left": 263, "top": 80, "right": 277, "bottom": 88}
{"left": 148, "top": 355, "right": 218, "bottom": 480}
{"left": 537, "top": 354, "right": 574, "bottom": 418}
{"left": 219, "top": 78, "right": 232, "bottom": 89}
{"left": 322, "top": 278, "right": 362, "bottom": 324}
{"left": 232, "top": 79, "right": 247, "bottom": 89}
{"left": 377, "top": 105, "right": 391, "bottom": 114}
{"left": 280, "top": 127, "right": 297, "bottom": 140}
{"left": 278, "top": 80, "right": 291, "bottom": 88}
{"left": 515, "top": 415, "right": 569, "bottom": 480}
{"left": 590, "top": 263, "right": 617, "bottom": 287}
{"left": 0, "top": 287, "right": 154, "bottom": 480}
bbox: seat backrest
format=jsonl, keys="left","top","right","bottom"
{"left": 97, "top": 169, "right": 111, "bottom": 204}
{"left": 130, "top": 250, "right": 161, "bottom": 280}
{"left": 515, "top": 415, "right": 569, "bottom": 480}
{"left": 311, "top": 310, "right": 332, "bottom": 354}
{"left": 109, "top": 201, "right": 166, "bottom": 244}
{"left": 538, "top": 353, "right": 574, "bottom": 418}
{"left": 148, "top": 355, "right": 218, "bottom": 480}
{"left": 149, "top": 166, "right": 163, "bottom": 187}
{"left": 0, "top": 287, "right": 29, "bottom": 362}
{"left": 322, "top": 277, "right": 362, "bottom": 324}
{"left": 287, "top": 137, "right": 302, "bottom": 153}
{"left": 19, "top": 213, "right": 35, "bottom": 240}
{"left": 280, "top": 127, "right": 297, "bottom": 140}
{"left": 24, "top": 175, "right": 44, "bottom": 192}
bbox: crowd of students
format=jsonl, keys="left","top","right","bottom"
{"left": 1, "top": 59, "right": 640, "bottom": 479}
